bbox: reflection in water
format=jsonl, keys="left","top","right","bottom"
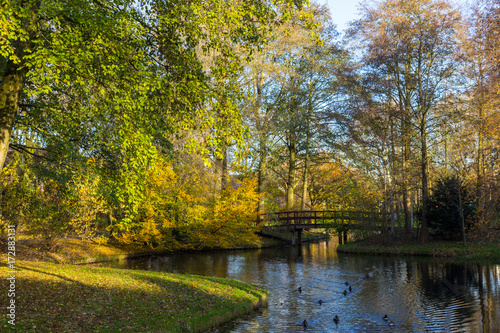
{"left": 99, "top": 241, "right": 500, "bottom": 332}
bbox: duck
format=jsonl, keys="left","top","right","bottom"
{"left": 349, "top": 286, "right": 352, "bottom": 292}
{"left": 333, "top": 315, "right": 339, "bottom": 324}
{"left": 388, "top": 320, "right": 395, "bottom": 326}
{"left": 298, "top": 286, "right": 302, "bottom": 293}
{"left": 343, "top": 290, "right": 347, "bottom": 296}
{"left": 365, "top": 272, "right": 373, "bottom": 278}
{"left": 318, "top": 300, "right": 323, "bottom": 305}
{"left": 302, "top": 319, "right": 308, "bottom": 327}
{"left": 345, "top": 281, "right": 349, "bottom": 286}
{"left": 383, "top": 315, "right": 388, "bottom": 321}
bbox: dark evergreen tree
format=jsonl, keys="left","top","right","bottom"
{"left": 417, "top": 176, "right": 475, "bottom": 241}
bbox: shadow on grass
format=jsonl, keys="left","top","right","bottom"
{"left": 10, "top": 264, "right": 266, "bottom": 333}
{"left": 124, "top": 271, "right": 267, "bottom": 331}
{"left": 17, "top": 265, "right": 89, "bottom": 286}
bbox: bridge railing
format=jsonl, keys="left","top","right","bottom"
{"left": 257, "top": 210, "right": 385, "bottom": 227}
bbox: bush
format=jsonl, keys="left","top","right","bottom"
{"left": 416, "top": 175, "right": 475, "bottom": 240}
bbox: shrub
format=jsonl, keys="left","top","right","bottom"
{"left": 416, "top": 175, "right": 475, "bottom": 240}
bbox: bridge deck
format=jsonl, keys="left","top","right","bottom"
{"left": 258, "top": 210, "right": 386, "bottom": 231}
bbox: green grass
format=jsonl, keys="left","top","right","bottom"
{"left": 1, "top": 261, "right": 267, "bottom": 332}
{"left": 338, "top": 240, "right": 500, "bottom": 261}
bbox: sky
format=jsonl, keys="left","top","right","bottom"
{"left": 322, "top": 0, "right": 360, "bottom": 33}
{"left": 321, "top": 0, "right": 470, "bottom": 34}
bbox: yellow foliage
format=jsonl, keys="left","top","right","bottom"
{"left": 117, "top": 159, "right": 181, "bottom": 249}
{"left": 69, "top": 175, "right": 108, "bottom": 240}
{"left": 309, "top": 159, "right": 382, "bottom": 211}
{"left": 191, "top": 178, "right": 262, "bottom": 249}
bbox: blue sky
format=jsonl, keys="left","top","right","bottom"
{"left": 321, "top": 0, "right": 360, "bottom": 32}
{"left": 321, "top": 0, "right": 470, "bottom": 33}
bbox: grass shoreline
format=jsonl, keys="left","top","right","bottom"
{"left": 337, "top": 238, "right": 500, "bottom": 261}
{"left": 2, "top": 237, "right": 283, "bottom": 332}
{"left": 1, "top": 261, "right": 267, "bottom": 332}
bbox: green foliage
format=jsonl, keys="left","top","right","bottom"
{"left": 0, "top": 158, "right": 29, "bottom": 240}
{"left": 416, "top": 176, "right": 475, "bottom": 240}
{"left": 24, "top": 179, "right": 72, "bottom": 251}
{"left": 1, "top": 0, "right": 309, "bottom": 231}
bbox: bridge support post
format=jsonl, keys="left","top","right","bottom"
{"left": 291, "top": 229, "right": 296, "bottom": 246}
{"left": 343, "top": 231, "right": 348, "bottom": 244}
{"left": 297, "top": 229, "right": 302, "bottom": 245}
{"left": 338, "top": 232, "right": 343, "bottom": 245}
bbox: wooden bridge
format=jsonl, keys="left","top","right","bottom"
{"left": 258, "top": 210, "right": 386, "bottom": 245}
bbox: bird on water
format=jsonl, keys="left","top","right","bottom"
{"left": 333, "top": 315, "right": 339, "bottom": 324}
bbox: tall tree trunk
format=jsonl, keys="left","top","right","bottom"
{"left": 257, "top": 138, "right": 268, "bottom": 214}
{"left": 476, "top": 61, "right": 486, "bottom": 225}
{"left": 221, "top": 147, "right": 227, "bottom": 190}
{"left": 214, "top": 145, "right": 227, "bottom": 193}
{"left": 0, "top": 60, "right": 27, "bottom": 169}
{"left": 402, "top": 135, "right": 411, "bottom": 233}
{"left": 420, "top": 125, "right": 429, "bottom": 242}
{"left": 301, "top": 88, "right": 312, "bottom": 211}
{"left": 255, "top": 75, "right": 267, "bottom": 214}
{"left": 301, "top": 152, "right": 309, "bottom": 211}
{"left": 286, "top": 139, "right": 297, "bottom": 210}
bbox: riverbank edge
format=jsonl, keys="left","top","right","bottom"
{"left": 337, "top": 239, "right": 500, "bottom": 261}
{"left": 3, "top": 260, "right": 267, "bottom": 333}
{"left": 4, "top": 233, "right": 324, "bottom": 331}
{"left": 27, "top": 230, "right": 327, "bottom": 265}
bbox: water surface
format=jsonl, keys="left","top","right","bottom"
{"left": 98, "top": 241, "right": 500, "bottom": 332}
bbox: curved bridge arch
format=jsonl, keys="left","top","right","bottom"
{"left": 258, "top": 210, "right": 386, "bottom": 245}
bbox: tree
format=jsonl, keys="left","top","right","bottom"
{"left": 242, "top": 3, "right": 346, "bottom": 211}
{"left": 1, "top": 0, "right": 306, "bottom": 227}
{"left": 419, "top": 175, "right": 474, "bottom": 242}
{"left": 349, "top": 0, "right": 460, "bottom": 241}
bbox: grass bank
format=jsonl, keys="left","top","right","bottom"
{"left": 1, "top": 261, "right": 267, "bottom": 332}
{"left": 13, "top": 236, "right": 283, "bottom": 264}
{"left": 338, "top": 239, "right": 500, "bottom": 261}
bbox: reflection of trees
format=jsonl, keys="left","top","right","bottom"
{"left": 413, "top": 260, "right": 500, "bottom": 330}
{"left": 107, "top": 244, "right": 499, "bottom": 331}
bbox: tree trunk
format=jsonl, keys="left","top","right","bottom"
{"left": 0, "top": 60, "right": 27, "bottom": 169}
{"left": 255, "top": 75, "right": 267, "bottom": 214}
{"left": 402, "top": 141, "right": 411, "bottom": 233}
{"left": 301, "top": 154, "right": 309, "bottom": 211}
{"left": 214, "top": 145, "right": 227, "bottom": 193}
{"left": 257, "top": 139, "right": 268, "bottom": 214}
{"left": 301, "top": 74, "right": 313, "bottom": 211}
{"left": 420, "top": 127, "right": 429, "bottom": 243}
{"left": 286, "top": 139, "right": 297, "bottom": 210}
{"left": 458, "top": 185, "right": 466, "bottom": 245}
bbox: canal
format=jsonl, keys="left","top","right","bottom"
{"left": 97, "top": 240, "right": 500, "bottom": 332}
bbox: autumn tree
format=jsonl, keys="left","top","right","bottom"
{"left": 0, "top": 0, "right": 307, "bottom": 230}
{"left": 241, "top": 3, "right": 346, "bottom": 211}
{"left": 449, "top": 0, "right": 500, "bottom": 236}
{"left": 348, "top": 0, "right": 460, "bottom": 241}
